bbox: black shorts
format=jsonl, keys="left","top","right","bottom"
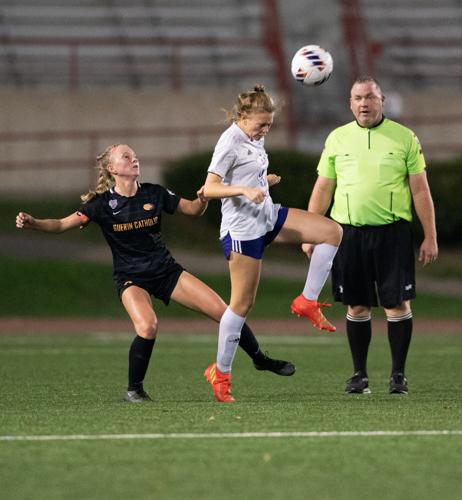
{"left": 115, "top": 261, "right": 184, "bottom": 305}
{"left": 331, "top": 220, "right": 416, "bottom": 308}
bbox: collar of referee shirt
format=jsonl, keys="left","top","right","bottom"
{"left": 355, "top": 115, "right": 385, "bottom": 129}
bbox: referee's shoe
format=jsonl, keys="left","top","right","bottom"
{"left": 389, "top": 372, "right": 408, "bottom": 394}
{"left": 124, "top": 387, "right": 153, "bottom": 403}
{"left": 345, "top": 372, "right": 371, "bottom": 394}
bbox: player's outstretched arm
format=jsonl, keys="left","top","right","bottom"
{"left": 175, "top": 186, "right": 209, "bottom": 217}
{"left": 16, "top": 211, "right": 82, "bottom": 233}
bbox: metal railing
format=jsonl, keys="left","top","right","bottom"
{"left": 341, "top": 0, "right": 462, "bottom": 86}
{"left": 0, "top": 124, "right": 228, "bottom": 187}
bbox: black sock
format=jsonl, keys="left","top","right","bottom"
{"left": 239, "top": 323, "right": 264, "bottom": 362}
{"left": 387, "top": 317, "right": 412, "bottom": 374}
{"left": 128, "top": 336, "right": 155, "bottom": 391}
{"left": 346, "top": 318, "right": 372, "bottom": 376}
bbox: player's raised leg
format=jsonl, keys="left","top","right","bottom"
{"left": 276, "top": 208, "right": 342, "bottom": 331}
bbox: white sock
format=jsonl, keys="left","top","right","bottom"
{"left": 216, "top": 307, "right": 245, "bottom": 373}
{"left": 302, "top": 243, "right": 338, "bottom": 300}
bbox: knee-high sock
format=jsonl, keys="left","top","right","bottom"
{"left": 128, "top": 336, "right": 155, "bottom": 391}
{"left": 303, "top": 243, "right": 338, "bottom": 300}
{"left": 217, "top": 307, "right": 246, "bottom": 373}
{"left": 239, "top": 323, "right": 263, "bottom": 361}
{"left": 387, "top": 313, "right": 413, "bottom": 374}
{"left": 346, "top": 314, "right": 372, "bottom": 376}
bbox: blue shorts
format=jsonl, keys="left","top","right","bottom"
{"left": 220, "top": 206, "right": 289, "bottom": 260}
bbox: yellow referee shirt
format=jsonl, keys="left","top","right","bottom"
{"left": 317, "top": 118, "right": 426, "bottom": 226}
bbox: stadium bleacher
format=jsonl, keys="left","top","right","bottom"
{"left": 0, "top": 0, "right": 277, "bottom": 89}
{"left": 356, "top": 0, "right": 462, "bottom": 87}
{"left": 0, "top": 0, "right": 461, "bottom": 195}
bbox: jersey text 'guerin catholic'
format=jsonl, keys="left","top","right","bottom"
{"left": 78, "top": 183, "right": 180, "bottom": 276}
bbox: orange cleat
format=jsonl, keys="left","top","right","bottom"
{"left": 204, "top": 363, "right": 235, "bottom": 403}
{"left": 291, "top": 294, "right": 336, "bottom": 332}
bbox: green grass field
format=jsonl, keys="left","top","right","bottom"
{"left": 1, "top": 331, "right": 461, "bottom": 500}
{"left": 1, "top": 246, "right": 461, "bottom": 499}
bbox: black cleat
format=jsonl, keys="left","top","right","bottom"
{"left": 253, "top": 352, "right": 296, "bottom": 376}
{"left": 345, "top": 372, "right": 371, "bottom": 394}
{"left": 124, "top": 388, "right": 153, "bottom": 403}
{"left": 389, "top": 372, "right": 408, "bottom": 394}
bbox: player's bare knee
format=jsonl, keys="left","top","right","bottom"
{"left": 211, "top": 300, "right": 228, "bottom": 322}
{"left": 328, "top": 221, "right": 343, "bottom": 245}
{"left": 312, "top": 220, "right": 342, "bottom": 246}
{"left": 230, "top": 298, "right": 254, "bottom": 318}
{"left": 135, "top": 319, "right": 158, "bottom": 339}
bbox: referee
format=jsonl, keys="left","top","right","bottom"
{"left": 305, "top": 76, "right": 438, "bottom": 394}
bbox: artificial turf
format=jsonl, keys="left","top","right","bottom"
{"left": 1, "top": 332, "right": 461, "bottom": 500}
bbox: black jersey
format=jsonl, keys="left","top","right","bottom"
{"left": 79, "top": 183, "right": 180, "bottom": 277}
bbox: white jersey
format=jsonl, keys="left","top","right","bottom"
{"left": 208, "top": 123, "right": 280, "bottom": 240}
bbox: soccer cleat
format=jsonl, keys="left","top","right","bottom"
{"left": 204, "top": 363, "right": 235, "bottom": 403}
{"left": 290, "top": 294, "right": 336, "bottom": 332}
{"left": 345, "top": 372, "right": 371, "bottom": 394}
{"left": 253, "top": 352, "right": 296, "bottom": 376}
{"left": 124, "top": 388, "right": 153, "bottom": 403}
{"left": 389, "top": 372, "right": 408, "bottom": 394}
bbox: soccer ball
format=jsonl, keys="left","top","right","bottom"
{"left": 291, "top": 45, "right": 333, "bottom": 86}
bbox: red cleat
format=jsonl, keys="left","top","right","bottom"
{"left": 204, "top": 363, "right": 235, "bottom": 403}
{"left": 291, "top": 294, "right": 336, "bottom": 332}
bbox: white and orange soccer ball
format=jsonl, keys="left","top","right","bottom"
{"left": 291, "top": 45, "right": 333, "bottom": 86}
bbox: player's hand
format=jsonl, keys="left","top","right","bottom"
{"left": 302, "top": 243, "right": 315, "bottom": 258}
{"left": 196, "top": 185, "right": 209, "bottom": 204}
{"left": 267, "top": 174, "right": 281, "bottom": 187}
{"left": 16, "top": 212, "right": 35, "bottom": 229}
{"left": 418, "top": 237, "right": 438, "bottom": 266}
{"left": 243, "top": 187, "right": 266, "bottom": 204}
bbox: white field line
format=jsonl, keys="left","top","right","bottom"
{"left": 1, "top": 430, "right": 462, "bottom": 442}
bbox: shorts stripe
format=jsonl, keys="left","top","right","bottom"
{"left": 232, "top": 240, "right": 242, "bottom": 254}
{"left": 220, "top": 206, "right": 288, "bottom": 260}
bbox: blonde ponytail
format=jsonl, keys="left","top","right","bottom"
{"left": 80, "top": 144, "right": 118, "bottom": 203}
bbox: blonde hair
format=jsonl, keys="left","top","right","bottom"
{"left": 225, "top": 84, "right": 277, "bottom": 123}
{"left": 80, "top": 144, "right": 118, "bottom": 203}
